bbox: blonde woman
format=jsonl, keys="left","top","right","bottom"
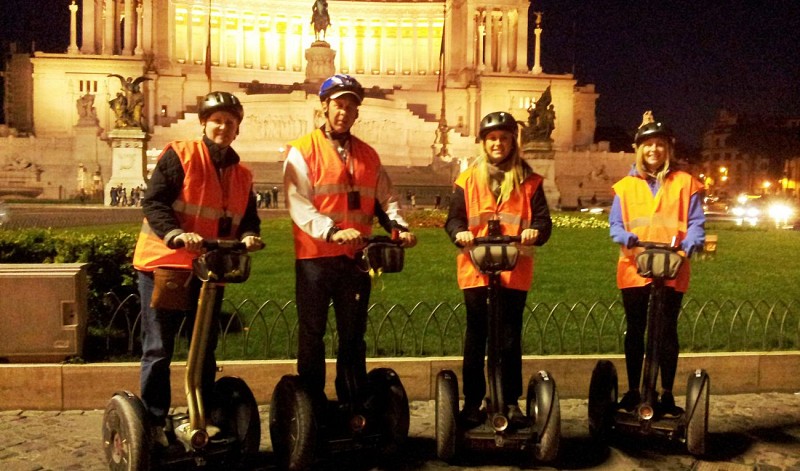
{"left": 445, "top": 111, "right": 552, "bottom": 427}
{"left": 610, "top": 111, "right": 705, "bottom": 416}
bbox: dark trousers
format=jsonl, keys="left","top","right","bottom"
{"left": 138, "top": 271, "right": 223, "bottom": 425}
{"left": 462, "top": 286, "right": 527, "bottom": 408}
{"left": 295, "top": 256, "right": 371, "bottom": 405}
{"left": 621, "top": 285, "right": 683, "bottom": 392}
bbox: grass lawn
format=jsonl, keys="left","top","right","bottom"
{"left": 56, "top": 214, "right": 800, "bottom": 357}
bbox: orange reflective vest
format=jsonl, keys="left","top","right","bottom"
{"left": 454, "top": 167, "right": 543, "bottom": 291}
{"left": 613, "top": 170, "right": 703, "bottom": 292}
{"left": 133, "top": 140, "right": 253, "bottom": 271}
{"left": 288, "top": 129, "right": 380, "bottom": 259}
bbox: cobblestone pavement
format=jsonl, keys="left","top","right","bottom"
{"left": 2, "top": 393, "right": 800, "bottom": 471}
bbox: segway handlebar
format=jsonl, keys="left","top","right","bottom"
{"left": 473, "top": 235, "right": 522, "bottom": 245}
{"left": 634, "top": 240, "right": 681, "bottom": 252}
{"left": 363, "top": 234, "right": 404, "bottom": 246}
{"left": 171, "top": 238, "right": 247, "bottom": 251}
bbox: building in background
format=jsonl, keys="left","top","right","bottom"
{"left": 1, "top": 0, "right": 631, "bottom": 207}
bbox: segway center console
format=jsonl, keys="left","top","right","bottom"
{"left": 102, "top": 240, "right": 261, "bottom": 470}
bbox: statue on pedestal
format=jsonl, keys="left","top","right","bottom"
{"left": 521, "top": 85, "right": 556, "bottom": 143}
{"left": 76, "top": 93, "right": 98, "bottom": 125}
{"left": 107, "top": 74, "right": 151, "bottom": 130}
{"left": 311, "top": 0, "right": 331, "bottom": 42}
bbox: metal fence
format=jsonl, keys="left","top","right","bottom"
{"left": 100, "top": 293, "right": 800, "bottom": 361}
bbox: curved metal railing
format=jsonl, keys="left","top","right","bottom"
{"left": 99, "top": 293, "right": 800, "bottom": 361}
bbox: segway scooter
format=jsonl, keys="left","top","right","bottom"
{"left": 435, "top": 223, "right": 561, "bottom": 464}
{"left": 269, "top": 235, "right": 410, "bottom": 471}
{"left": 102, "top": 240, "right": 261, "bottom": 470}
{"left": 588, "top": 240, "right": 710, "bottom": 456}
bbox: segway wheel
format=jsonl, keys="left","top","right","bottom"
{"left": 102, "top": 391, "right": 150, "bottom": 471}
{"left": 588, "top": 360, "right": 618, "bottom": 442}
{"left": 434, "top": 370, "right": 459, "bottom": 461}
{"left": 211, "top": 376, "right": 261, "bottom": 460}
{"left": 269, "top": 375, "right": 317, "bottom": 471}
{"left": 526, "top": 371, "right": 561, "bottom": 463}
{"left": 367, "top": 368, "right": 410, "bottom": 455}
{"left": 685, "top": 369, "right": 710, "bottom": 456}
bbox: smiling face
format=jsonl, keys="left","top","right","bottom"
{"left": 482, "top": 130, "right": 515, "bottom": 164}
{"left": 202, "top": 110, "right": 240, "bottom": 148}
{"left": 639, "top": 136, "right": 670, "bottom": 172}
{"left": 322, "top": 95, "right": 360, "bottom": 134}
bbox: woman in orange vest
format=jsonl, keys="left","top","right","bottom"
{"left": 132, "top": 91, "right": 263, "bottom": 447}
{"left": 445, "top": 111, "right": 552, "bottom": 427}
{"left": 609, "top": 111, "right": 705, "bottom": 417}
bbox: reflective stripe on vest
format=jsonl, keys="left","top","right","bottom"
{"left": 133, "top": 140, "right": 253, "bottom": 271}
{"left": 454, "top": 166, "right": 542, "bottom": 291}
{"left": 613, "top": 171, "right": 703, "bottom": 292}
{"left": 288, "top": 129, "right": 381, "bottom": 259}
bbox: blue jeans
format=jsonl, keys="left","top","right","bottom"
{"left": 138, "top": 270, "right": 222, "bottom": 425}
{"left": 295, "top": 256, "right": 371, "bottom": 406}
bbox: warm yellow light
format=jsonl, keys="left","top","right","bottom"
{"left": 762, "top": 181, "right": 772, "bottom": 189}
{"left": 719, "top": 166, "right": 727, "bottom": 174}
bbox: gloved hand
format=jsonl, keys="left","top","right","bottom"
{"left": 680, "top": 239, "right": 700, "bottom": 257}
{"left": 625, "top": 232, "right": 639, "bottom": 249}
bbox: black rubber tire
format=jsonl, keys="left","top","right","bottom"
{"left": 367, "top": 367, "right": 410, "bottom": 455}
{"left": 434, "top": 370, "right": 459, "bottom": 461}
{"left": 685, "top": 369, "right": 710, "bottom": 456}
{"left": 269, "top": 375, "right": 317, "bottom": 471}
{"left": 588, "top": 360, "right": 618, "bottom": 442}
{"left": 102, "top": 391, "right": 151, "bottom": 471}
{"left": 527, "top": 371, "right": 561, "bottom": 463}
{"left": 212, "top": 376, "right": 261, "bottom": 458}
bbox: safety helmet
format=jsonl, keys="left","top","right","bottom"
{"left": 319, "top": 74, "right": 365, "bottom": 104}
{"left": 634, "top": 121, "right": 674, "bottom": 146}
{"left": 198, "top": 91, "right": 244, "bottom": 123}
{"left": 479, "top": 112, "right": 518, "bottom": 140}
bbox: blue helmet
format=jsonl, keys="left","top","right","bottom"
{"left": 319, "top": 74, "right": 364, "bottom": 104}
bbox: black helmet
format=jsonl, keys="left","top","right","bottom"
{"left": 634, "top": 121, "right": 674, "bottom": 145}
{"left": 479, "top": 111, "right": 518, "bottom": 140}
{"left": 319, "top": 74, "right": 365, "bottom": 104}
{"left": 199, "top": 91, "right": 244, "bottom": 123}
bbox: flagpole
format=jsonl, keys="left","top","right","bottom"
{"left": 205, "top": 0, "right": 212, "bottom": 92}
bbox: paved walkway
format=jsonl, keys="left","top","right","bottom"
{"left": 2, "top": 393, "right": 800, "bottom": 470}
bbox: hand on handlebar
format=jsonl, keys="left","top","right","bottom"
{"left": 455, "top": 230, "right": 475, "bottom": 247}
{"left": 331, "top": 227, "right": 363, "bottom": 245}
{"left": 241, "top": 235, "right": 265, "bottom": 252}
{"left": 173, "top": 232, "right": 204, "bottom": 252}
{"left": 397, "top": 231, "right": 417, "bottom": 248}
{"left": 519, "top": 228, "right": 539, "bottom": 246}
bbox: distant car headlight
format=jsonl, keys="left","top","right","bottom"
{"left": 768, "top": 203, "right": 794, "bottom": 221}
{"left": 746, "top": 207, "right": 760, "bottom": 218}
{"left": 731, "top": 206, "right": 745, "bottom": 217}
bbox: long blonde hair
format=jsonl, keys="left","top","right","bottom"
{"left": 472, "top": 138, "right": 527, "bottom": 203}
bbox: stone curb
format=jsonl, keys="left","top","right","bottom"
{"left": 2, "top": 352, "right": 799, "bottom": 410}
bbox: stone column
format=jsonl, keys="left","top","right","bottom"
{"left": 485, "top": 10, "right": 494, "bottom": 72}
{"left": 68, "top": 1, "right": 80, "bottom": 54}
{"left": 500, "top": 9, "right": 510, "bottom": 72}
{"left": 531, "top": 12, "right": 543, "bottom": 74}
{"left": 476, "top": 11, "right": 485, "bottom": 71}
{"left": 516, "top": 4, "right": 529, "bottom": 72}
{"left": 411, "top": 16, "right": 418, "bottom": 74}
{"left": 134, "top": 2, "right": 144, "bottom": 55}
{"left": 123, "top": 0, "right": 134, "bottom": 55}
{"left": 80, "top": 0, "right": 96, "bottom": 54}
{"left": 103, "top": 0, "right": 115, "bottom": 55}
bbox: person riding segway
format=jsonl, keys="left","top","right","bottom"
{"left": 272, "top": 74, "right": 417, "bottom": 470}
{"left": 102, "top": 91, "right": 264, "bottom": 469}
{"left": 588, "top": 111, "right": 709, "bottom": 455}
{"left": 437, "top": 112, "right": 560, "bottom": 464}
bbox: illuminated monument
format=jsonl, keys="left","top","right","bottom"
{"left": 2, "top": 0, "right": 630, "bottom": 207}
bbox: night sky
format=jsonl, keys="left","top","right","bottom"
{"left": 2, "top": 0, "right": 799, "bottom": 148}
